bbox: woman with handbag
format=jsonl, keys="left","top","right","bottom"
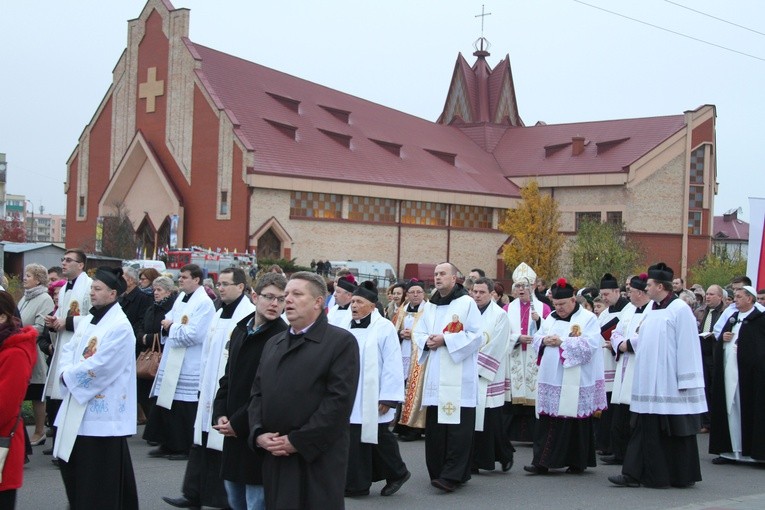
{"left": 0, "top": 290, "right": 39, "bottom": 509}
{"left": 137, "top": 276, "right": 177, "bottom": 426}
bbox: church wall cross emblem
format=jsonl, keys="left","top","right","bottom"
{"left": 139, "top": 67, "right": 165, "bottom": 113}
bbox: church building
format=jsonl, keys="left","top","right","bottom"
{"left": 65, "top": 0, "right": 716, "bottom": 279}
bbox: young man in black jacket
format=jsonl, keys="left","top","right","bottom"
{"left": 212, "top": 272, "right": 288, "bottom": 509}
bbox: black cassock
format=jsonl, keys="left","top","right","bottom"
{"left": 709, "top": 308, "right": 765, "bottom": 460}
{"left": 248, "top": 312, "right": 359, "bottom": 509}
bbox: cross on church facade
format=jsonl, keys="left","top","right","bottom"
{"left": 138, "top": 67, "right": 164, "bottom": 113}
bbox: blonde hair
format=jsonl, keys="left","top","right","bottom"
{"left": 25, "top": 263, "right": 49, "bottom": 287}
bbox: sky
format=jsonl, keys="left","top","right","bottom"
{"left": 1, "top": 0, "right": 763, "bottom": 221}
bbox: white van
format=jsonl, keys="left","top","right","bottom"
{"left": 124, "top": 259, "right": 167, "bottom": 272}
{"left": 328, "top": 260, "right": 397, "bottom": 288}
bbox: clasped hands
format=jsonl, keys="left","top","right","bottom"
{"left": 542, "top": 334, "right": 563, "bottom": 347}
{"left": 426, "top": 333, "right": 445, "bottom": 350}
{"left": 256, "top": 432, "right": 297, "bottom": 456}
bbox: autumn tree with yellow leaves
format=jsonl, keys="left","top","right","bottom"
{"left": 499, "top": 180, "right": 563, "bottom": 281}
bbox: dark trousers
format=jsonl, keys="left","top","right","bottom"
{"left": 425, "top": 406, "right": 475, "bottom": 483}
{"left": 143, "top": 399, "right": 197, "bottom": 454}
{"left": 473, "top": 406, "right": 514, "bottom": 470}
{"left": 594, "top": 392, "right": 613, "bottom": 453}
{"left": 532, "top": 414, "right": 596, "bottom": 470}
{"left": 59, "top": 436, "right": 138, "bottom": 510}
{"left": 181, "top": 432, "right": 229, "bottom": 508}
{"left": 609, "top": 403, "right": 631, "bottom": 460}
{"left": 0, "top": 489, "right": 17, "bottom": 510}
{"left": 346, "top": 424, "right": 408, "bottom": 491}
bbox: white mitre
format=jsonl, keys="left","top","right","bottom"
{"left": 512, "top": 262, "right": 537, "bottom": 285}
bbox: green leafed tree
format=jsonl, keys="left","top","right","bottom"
{"left": 688, "top": 251, "right": 747, "bottom": 290}
{"left": 569, "top": 219, "right": 643, "bottom": 288}
{"left": 499, "top": 180, "right": 563, "bottom": 281}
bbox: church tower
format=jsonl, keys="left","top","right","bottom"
{"left": 437, "top": 38, "right": 524, "bottom": 151}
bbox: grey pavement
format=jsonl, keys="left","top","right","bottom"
{"left": 18, "top": 425, "right": 765, "bottom": 509}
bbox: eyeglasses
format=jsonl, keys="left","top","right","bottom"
{"left": 215, "top": 281, "right": 238, "bottom": 288}
{"left": 259, "top": 293, "right": 286, "bottom": 303}
{"left": 61, "top": 257, "right": 82, "bottom": 264}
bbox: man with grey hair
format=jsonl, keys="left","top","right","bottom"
{"left": 710, "top": 285, "right": 765, "bottom": 464}
{"left": 119, "top": 265, "right": 152, "bottom": 341}
{"left": 696, "top": 284, "right": 725, "bottom": 433}
{"left": 248, "top": 272, "right": 359, "bottom": 509}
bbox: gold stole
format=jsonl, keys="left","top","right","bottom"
{"left": 396, "top": 303, "right": 427, "bottom": 428}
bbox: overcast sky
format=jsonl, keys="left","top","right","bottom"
{"left": 1, "top": 0, "right": 763, "bottom": 222}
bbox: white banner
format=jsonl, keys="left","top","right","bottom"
{"left": 746, "top": 197, "right": 765, "bottom": 289}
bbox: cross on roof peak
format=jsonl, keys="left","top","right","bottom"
{"left": 473, "top": 5, "right": 492, "bottom": 56}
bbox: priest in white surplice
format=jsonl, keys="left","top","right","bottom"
{"left": 144, "top": 264, "right": 216, "bottom": 458}
{"left": 54, "top": 267, "right": 138, "bottom": 509}
{"left": 414, "top": 262, "right": 482, "bottom": 493}
{"left": 609, "top": 262, "right": 706, "bottom": 489}
{"left": 341, "top": 281, "right": 410, "bottom": 498}
{"left": 327, "top": 275, "right": 357, "bottom": 327}
{"left": 505, "top": 262, "right": 550, "bottom": 443}
{"left": 44, "top": 249, "right": 92, "bottom": 454}
{"left": 523, "top": 278, "right": 606, "bottom": 475}
{"left": 603, "top": 273, "right": 652, "bottom": 466}
{"left": 595, "top": 273, "right": 629, "bottom": 457}
{"left": 471, "top": 277, "right": 513, "bottom": 473}
{"left": 162, "top": 268, "right": 255, "bottom": 509}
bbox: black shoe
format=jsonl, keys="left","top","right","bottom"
{"left": 381, "top": 470, "right": 410, "bottom": 496}
{"left": 501, "top": 458, "right": 514, "bottom": 472}
{"left": 167, "top": 453, "right": 189, "bottom": 461}
{"left": 42, "top": 447, "right": 53, "bottom": 456}
{"left": 398, "top": 432, "right": 422, "bottom": 442}
{"left": 161, "top": 496, "right": 200, "bottom": 509}
{"left": 711, "top": 456, "right": 733, "bottom": 465}
{"left": 51, "top": 458, "right": 60, "bottom": 467}
{"left": 671, "top": 481, "right": 696, "bottom": 488}
{"left": 608, "top": 474, "right": 641, "bottom": 487}
{"left": 430, "top": 478, "right": 456, "bottom": 493}
{"left": 600, "top": 456, "right": 623, "bottom": 465}
{"left": 148, "top": 447, "right": 168, "bottom": 458}
{"left": 343, "top": 489, "right": 370, "bottom": 497}
{"left": 523, "top": 464, "right": 548, "bottom": 475}
{"left": 147, "top": 440, "right": 160, "bottom": 446}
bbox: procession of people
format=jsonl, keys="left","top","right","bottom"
{"left": 2, "top": 253, "right": 764, "bottom": 510}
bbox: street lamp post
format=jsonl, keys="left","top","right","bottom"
{"left": 26, "top": 199, "right": 35, "bottom": 242}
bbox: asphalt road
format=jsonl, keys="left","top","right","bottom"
{"left": 17, "top": 426, "right": 765, "bottom": 509}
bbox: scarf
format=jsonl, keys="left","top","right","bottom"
{"left": 24, "top": 285, "right": 48, "bottom": 301}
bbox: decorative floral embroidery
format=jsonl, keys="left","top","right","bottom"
{"left": 537, "top": 379, "right": 607, "bottom": 417}
{"left": 89, "top": 394, "right": 108, "bottom": 414}
{"left": 560, "top": 337, "right": 593, "bottom": 368}
{"left": 119, "top": 395, "right": 127, "bottom": 414}
{"left": 75, "top": 371, "right": 93, "bottom": 388}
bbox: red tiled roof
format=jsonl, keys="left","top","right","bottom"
{"left": 190, "top": 43, "right": 519, "bottom": 198}
{"left": 713, "top": 215, "right": 749, "bottom": 241}
{"left": 492, "top": 115, "right": 686, "bottom": 176}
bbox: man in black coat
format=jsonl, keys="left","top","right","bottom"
{"left": 119, "top": 266, "right": 152, "bottom": 351}
{"left": 709, "top": 285, "right": 765, "bottom": 464}
{"left": 212, "top": 272, "right": 289, "bottom": 508}
{"left": 248, "top": 271, "right": 359, "bottom": 509}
